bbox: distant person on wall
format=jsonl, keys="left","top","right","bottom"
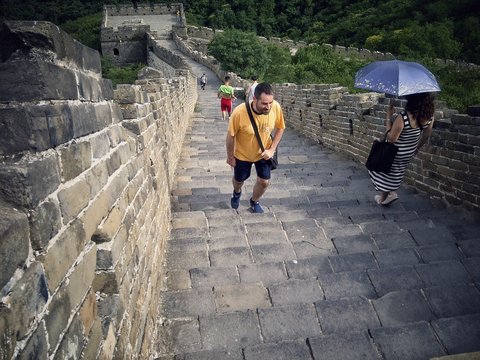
{"left": 218, "top": 75, "right": 236, "bottom": 121}
{"left": 245, "top": 75, "right": 258, "bottom": 104}
{"left": 369, "top": 92, "right": 435, "bottom": 206}
{"left": 200, "top": 73, "right": 207, "bottom": 90}
{"left": 226, "top": 82, "right": 286, "bottom": 213}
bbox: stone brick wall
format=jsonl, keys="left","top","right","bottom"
{"left": 0, "top": 20, "right": 197, "bottom": 359}
{"left": 272, "top": 83, "right": 480, "bottom": 216}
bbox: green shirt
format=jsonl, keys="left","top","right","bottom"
{"left": 218, "top": 84, "right": 234, "bottom": 98}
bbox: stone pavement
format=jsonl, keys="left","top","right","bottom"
{"left": 154, "top": 43, "right": 480, "bottom": 360}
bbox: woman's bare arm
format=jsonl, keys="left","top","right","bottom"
{"left": 386, "top": 114, "right": 404, "bottom": 143}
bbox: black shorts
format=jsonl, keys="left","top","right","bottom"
{"left": 234, "top": 158, "right": 271, "bottom": 181}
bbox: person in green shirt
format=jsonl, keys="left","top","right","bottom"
{"left": 217, "top": 75, "right": 236, "bottom": 121}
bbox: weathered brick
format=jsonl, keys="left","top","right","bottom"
{"left": 114, "top": 85, "right": 142, "bottom": 104}
{"left": 29, "top": 197, "right": 62, "bottom": 251}
{"left": 81, "top": 318, "right": 102, "bottom": 359}
{"left": 60, "top": 140, "right": 92, "bottom": 181}
{"left": 98, "top": 323, "right": 117, "bottom": 360}
{"left": 0, "top": 307, "right": 17, "bottom": 359}
{"left": 0, "top": 107, "right": 50, "bottom": 155}
{"left": 84, "top": 160, "right": 110, "bottom": 199}
{"left": 0, "top": 202, "right": 29, "bottom": 289}
{"left": 0, "top": 151, "right": 61, "bottom": 208}
{"left": 67, "top": 243, "right": 97, "bottom": 307}
{"left": 57, "top": 178, "right": 91, "bottom": 223}
{"left": 41, "top": 219, "right": 86, "bottom": 292}
{"left": 89, "top": 132, "right": 111, "bottom": 159}
{"left": 44, "top": 284, "right": 72, "bottom": 352}
{"left": 17, "top": 322, "right": 49, "bottom": 360}
{"left": 6, "top": 262, "right": 49, "bottom": 340}
{"left": 200, "top": 311, "right": 261, "bottom": 350}
{"left": 79, "top": 290, "right": 97, "bottom": 337}
{"left": 258, "top": 304, "right": 322, "bottom": 343}
{"left": 96, "top": 225, "right": 128, "bottom": 270}
{"left": 81, "top": 190, "right": 112, "bottom": 242}
{"left": 53, "top": 315, "right": 84, "bottom": 360}
{"left": 213, "top": 283, "right": 270, "bottom": 313}
{"left": 92, "top": 204, "right": 124, "bottom": 243}
{"left": 0, "top": 60, "right": 77, "bottom": 101}
{"left": 93, "top": 269, "right": 119, "bottom": 294}
{"left": 43, "top": 103, "right": 76, "bottom": 147}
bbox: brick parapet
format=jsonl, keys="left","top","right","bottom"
{"left": 0, "top": 21, "right": 197, "bottom": 359}
{"left": 273, "top": 84, "right": 480, "bottom": 216}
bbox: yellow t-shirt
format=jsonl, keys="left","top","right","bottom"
{"left": 228, "top": 100, "right": 286, "bottom": 162}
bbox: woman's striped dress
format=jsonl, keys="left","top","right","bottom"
{"left": 369, "top": 111, "right": 429, "bottom": 192}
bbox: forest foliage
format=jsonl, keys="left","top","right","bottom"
{"left": 182, "top": 0, "right": 480, "bottom": 64}
{"left": 1, "top": 0, "right": 479, "bottom": 64}
{"left": 1, "top": 0, "right": 479, "bottom": 111}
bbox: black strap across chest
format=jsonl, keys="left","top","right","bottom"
{"left": 246, "top": 102, "right": 266, "bottom": 152}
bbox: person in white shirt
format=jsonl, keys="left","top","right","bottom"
{"left": 246, "top": 75, "right": 258, "bottom": 103}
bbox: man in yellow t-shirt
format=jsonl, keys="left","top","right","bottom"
{"left": 226, "top": 82, "right": 286, "bottom": 213}
{"left": 218, "top": 75, "right": 236, "bottom": 121}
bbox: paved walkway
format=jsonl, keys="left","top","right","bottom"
{"left": 154, "top": 41, "right": 480, "bottom": 360}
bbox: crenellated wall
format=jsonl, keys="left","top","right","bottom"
{"left": 272, "top": 83, "right": 480, "bottom": 216}
{"left": 0, "top": 20, "right": 197, "bottom": 359}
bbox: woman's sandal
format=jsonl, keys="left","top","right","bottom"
{"left": 381, "top": 192, "right": 398, "bottom": 206}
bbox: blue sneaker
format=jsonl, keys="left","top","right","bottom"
{"left": 250, "top": 198, "right": 264, "bottom": 213}
{"left": 231, "top": 191, "right": 241, "bottom": 209}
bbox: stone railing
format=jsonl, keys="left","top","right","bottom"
{"left": 0, "top": 20, "right": 197, "bottom": 359}
{"left": 272, "top": 83, "right": 479, "bottom": 216}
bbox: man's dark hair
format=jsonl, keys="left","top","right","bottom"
{"left": 224, "top": 75, "right": 231, "bottom": 81}
{"left": 251, "top": 75, "right": 258, "bottom": 81}
{"left": 254, "top": 82, "right": 273, "bottom": 99}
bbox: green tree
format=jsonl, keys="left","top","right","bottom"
{"left": 263, "top": 44, "right": 292, "bottom": 83}
{"left": 456, "top": 16, "right": 480, "bottom": 64}
{"left": 292, "top": 45, "right": 367, "bottom": 85}
{"left": 208, "top": 29, "right": 270, "bottom": 79}
{"left": 101, "top": 56, "right": 144, "bottom": 86}
{"left": 61, "top": 13, "right": 102, "bottom": 51}
{"left": 364, "top": 34, "right": 384, "bottom": 51}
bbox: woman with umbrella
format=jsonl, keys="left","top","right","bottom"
{"left": 371, "top": 93, "right": 435, "bottom": 205}
{"left": 354, "top": 60, "right": 440, "bottom": 205}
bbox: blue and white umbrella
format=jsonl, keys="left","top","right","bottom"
{"left": 354, "top": 60, "right": 441, "bottom": 96}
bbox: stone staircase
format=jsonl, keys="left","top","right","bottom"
{"left": 153, "top": 41, "right": 480, "bottom": 360}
